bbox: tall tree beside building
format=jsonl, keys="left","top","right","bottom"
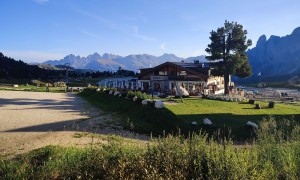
{"left": 205, "top": 21, "right": 252, "bottom": 94}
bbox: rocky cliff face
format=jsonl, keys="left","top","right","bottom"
{"left": 247, "top": 27, "right": 300, "bottom": 81}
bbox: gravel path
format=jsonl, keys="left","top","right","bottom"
{"left": 0, "top": 91, "right": 147, "bottom": 156}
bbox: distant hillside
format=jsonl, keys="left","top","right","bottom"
{"left": 43, "top": 53, "right": 207, "bottom": 72}
{"left": 239, "top": 27, "right": 300, "bottom": 83}
{"left": 0, "top": 52, "right": 80, "bottom": 79}
{"left": 0, "top": 52, "right": 47, "bottom": 79}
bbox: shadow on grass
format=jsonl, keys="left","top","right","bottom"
{"left": 239, "top": 102, "right": 251, "bottom": 104}
{"left": 78, "top": 91, "right": 300, "bottom": 140}
{"left": 177, "top": 113, "right": 299, "bottom": 140}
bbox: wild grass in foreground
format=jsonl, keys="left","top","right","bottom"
{"left": 1, "top": 118, "right": 299, "bottom": 179}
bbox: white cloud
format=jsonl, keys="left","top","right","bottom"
{"left": 33, "top": 0, "right": 49, "bottom": 5}
{"left": 160, "top": 42, "right": 166, "bottom": 50}
{"left": 130, "top": 26, "right": 155, "bottom": 41}
{"left": 2, "top": 50, "right": 64, "bottom": 63}
{"left": 75, "top": 9, "right": 155, "bottom": 42}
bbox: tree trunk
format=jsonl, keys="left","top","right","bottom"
{"left": 224, "top": 74, "right": 230, "bottom": 95}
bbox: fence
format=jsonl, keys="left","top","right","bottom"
{"left": 245, "top": 89, "right": 300, "bottom": 102}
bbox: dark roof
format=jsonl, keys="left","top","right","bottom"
{"left": 140, "top": 61, "right": 211, "bottom": 78}
{"left": 171, "top": 62, "right": 210, "bottom": 68}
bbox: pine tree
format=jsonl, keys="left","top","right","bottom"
{"left": 205, "top": 20, "right": 252, "bottom": 94}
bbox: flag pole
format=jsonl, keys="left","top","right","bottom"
{"left": 258, "top": 72, "right": 262, "bottom": 83}
{"left": 260, "top": 74, "right": 261, "bottom": 82}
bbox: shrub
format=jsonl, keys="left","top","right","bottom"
{"left": 78, "top": 88, "right": 97, "bottom": 96}
{"left": 31, "top": 80, "right": 46, "bottom": 87}
{"left": 205, "top": 94, "right": 245, "bottom": 102}
{"left": 126, "top": 90, "right": 135, "bottom": 100}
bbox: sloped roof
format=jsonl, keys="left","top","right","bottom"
{"left": 140, "top": 61, "right": 210, "bottom": 78}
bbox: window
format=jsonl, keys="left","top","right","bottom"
{"left": 159, "top": 71, "right": 167, "bottom": 75}
{"left": 178, "top": 71, "right": 186, "bottom": 76}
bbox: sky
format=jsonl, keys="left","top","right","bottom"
{"left": 0, "top": 0, "right": 300, "bottom": 63}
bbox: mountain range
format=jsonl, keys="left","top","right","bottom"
{"left": 43, "top": 27, "right": 300, "bottom": 82}
{"left": 245, "top": 26, "right": 300, "bottom": 82}
{"left": 44, "top": 53, "right": 206, "bottom": 72}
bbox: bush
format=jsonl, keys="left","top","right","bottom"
{"left": 31, "top": 79, "right": 47, "bottom": 87}
{"left": 205, "top": 94, "right": 245, "bottom": 102}
{"left": 53, "top": 81, "right": 66, "bottom": 87}
{"left": 268, "top": 101, "right": 275, "bottom": 108}
{"left": 78, "top": 88, "right": 97, "bottom": 96}
{"left": 126, "top": 90, "right": 136, "bottom": 100}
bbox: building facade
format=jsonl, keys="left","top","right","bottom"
{"left": 138, "top": 61, "right": 224, "bottom": 95}
{"left": 97, "top": 61, "right": 225, "bottom": 95}
{"left": 98, "top": 77, "right": 139, "bottom": 90}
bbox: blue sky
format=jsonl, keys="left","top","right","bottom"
{"left": 0, "top": 0, "right": 299, "bottom": 62}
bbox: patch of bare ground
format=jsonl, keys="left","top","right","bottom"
{"left": 0, "top": 91, "right": 148, "bottom": 157}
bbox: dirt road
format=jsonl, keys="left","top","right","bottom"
{"left": 0, "top": 91, "right": 142, "bottom": 156}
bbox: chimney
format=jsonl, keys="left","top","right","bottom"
{"left": 194, "top": 60, "right": 199, "bottom": 64}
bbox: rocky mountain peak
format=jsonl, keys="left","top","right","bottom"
{"left": 102, "top": 53, "right": 122, "bottom": 59}
{"left": 245, "top": 26, "right": 300, "bottom": 82}
{"left": 87, "top": 52, "right": 101, "bottom": 59}
{"left": 268, "top": 35, "right": 281, "bottom": 42}
{"left": 256, "top": 35, "right": 267, "bottom": 48}
{"left": 66, "top": 54, "right": 76, "bottom": 58}
{"left": 292, "top": 27, "right": 300, "bottom": 35}
{"left": 158, "top": 53, "right": 182, "bottom": 62}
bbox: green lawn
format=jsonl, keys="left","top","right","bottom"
{"left": 166, "top": 98, "right": 299, "bottom": 124}
{"left": 166, "top": 98, "right": 300, "bottom": 139}
{"left": 79, "top": 90, "right": 300, "bottom": 140}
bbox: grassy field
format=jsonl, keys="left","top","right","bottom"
{"left": 0, "top": 84, "right": 67, "bottom": 93}
{"left": 78, "top": 89, "right": 300, "bottom": 140}
{"left": 78, "top": 90, "right": 181, "bottom": 137}
{"left": 0, "top": 78, "right": 103, "bottom": 93}
{"left": 1, "top": 119, "right": 299, "bottom": 179}
{"left": 166, "top": 98, "right": 300, "bottom": 138}
{"left": 1, "top": 88, "right": 299, "bottom": 178}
